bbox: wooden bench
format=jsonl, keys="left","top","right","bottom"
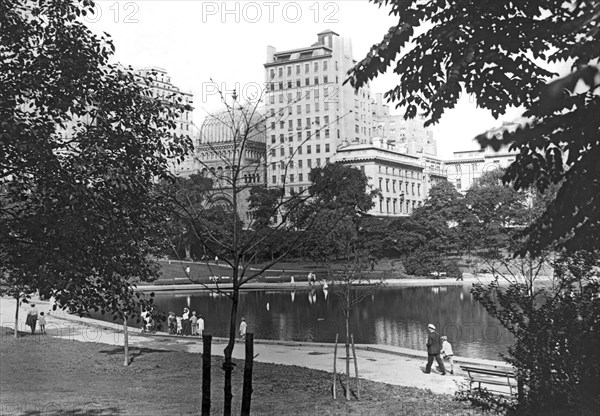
{"left": 460, "top": 365, "right": 518, "bottom": 396}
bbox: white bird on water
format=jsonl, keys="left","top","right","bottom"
{"left": 266, "top": 302, "right": 270, "bottom": 311}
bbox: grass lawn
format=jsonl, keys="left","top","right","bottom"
{"left": 0, "top": 330, "right": 482, "bottom": 415}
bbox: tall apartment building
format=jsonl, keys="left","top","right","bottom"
{"left": 197, "top": 108, "right": 267, "bottom": 224}
{"left": 135, "top": 67, "right": 195, "bottom": 177}
{"left": 264, "top": 30, "right": 374, "bottom": 195}
{"left": 372, "top": 93, "right": 437, "bottom": 156}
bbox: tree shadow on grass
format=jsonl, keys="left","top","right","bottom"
{"left": 98, "top": 346, "right": 168, "bottom": 364}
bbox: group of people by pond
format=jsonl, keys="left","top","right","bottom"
{"left": 165, "top": 308, "right": 205, "bottom": 336}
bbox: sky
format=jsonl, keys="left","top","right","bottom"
{"left": 85, "top": 0, "right": 528, "bottom": 159}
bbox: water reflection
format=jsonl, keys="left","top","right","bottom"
{"left": 123, "top": 286, "right": 515, "bottom": 360}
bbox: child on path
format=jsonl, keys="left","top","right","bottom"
{"left": 176, "top": 316, "right": 183, "bottom": 335}
{"left": 198, "top": 315, "right": 204, "bottom": 337}
{"left": 191, "top": 311, "right": 198, "bottom": 335}
{"left": 239, "top": 317, "right": 247, "bottom": 341}
{"left": 441, "top": 335, "right": 455, "bottom": 374}
{"left": 168, "top": 312, "right": 176, "bottom": 334}
{"left": 38, "top": 312, "right": 46, "bottom": 334}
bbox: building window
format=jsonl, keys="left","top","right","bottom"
{"left": 271, "top": 122, "right": 275, "bottom": 130}
{"left": 323, "top": 60, "right": 328, "bottom": 70}
{"left": 270, "top": 149, "right": 275, "bottom": 157}
{"left": 316, "top": 144, "right": 321, "bottom": 153}
{"left": 325, "top": 129, "right": 329, "bottom": 138}
{"left": 270, "top": 95, "right": 275, "bottom": 104}
{"left": 314, "top": 62, "right": 319, "bottom": 71}
{"left": 279, "top": 94, "right": 283, "bottom": 103}
{"left": 306, "top": 104, "right": 310, "bottom": 113}
{"left": 278, "top": 81, "right": 283, "bottom": 90}
{"left": 278, "top": 67, "right": 283, "bottom": 77}
{"left": 270, "top": 69, "right": 275, "bottom": 79}
{"left": 281, "top": 174, "right": 285, "bottom": 183}
{"left": 287, "top": 66, "right": 292, "bottom": 76}
{"left": 279, "top": 134, "right": 284, "bottom": 143}
{"left": 297, "top": 119, "right": 302, "bottom": 129}
{"left": 314, "top": 89, "right": 319, "bottom": 99}
{"left": 296, "top": 79, "right": 301, "bottom": 87}
{"left": 305, "top": 90, "right": 310, "bottom": 99}
{"left": 305, "top": 63, "right": 309, "bottom": 73}
{"left": 324, "top": 102, "right": 329, "bottom": 111}
{"left": 306, "top": 145, "right": 311, "bottom": 154}
{"left": 305, "top": 77, "right": 310, "bottom": 86}
{"left": 324, "top": 75, "right": 328, "bottom": 84}
{"left": 314, "top": 76, "right": 319, "bottom": 85}
{"left": 272, "top": 175, "right": 277, "bottom": 183}
{"left": 288, "top": 120, "right": 293, "bottom": 130}
{"left": 325, "top": 143, "right": 330, "bottom": 152}
{"left": 297, "top": 131, "right": 302, "bottom": 140}
{"left": 296, "top": 64, "right": 300, "bottom": 74}
{"left": 307, "top": 159, "right": 312, "bottom": 167}
{"left": 280, "top": 121, "right": 284, "bottom": 129}
{"left": 299, "top": 173, "right": 303, "bottom": 181}
{"left": 297, "top": 105, "right": 302, "bottom": 114}
{"left": 298, "top": 160, "right": 303, "bottom": 168}
{"left": 306, "top": 117, "right": 310, "bottom": 127}
{"left": 280, "top": 148, "right": 285, "bottom": 156}
{"left": 379, "top": 178, "right": 382, "bottom": 190}
{"left": 316, "top": 158, "right": 321, "bottom": 167}
{"left": 456, "top": 178, "right": 462, "bottom": 189}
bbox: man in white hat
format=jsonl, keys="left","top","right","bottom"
{"left": 425, "top": 323, "right": 446, "bottom": 375}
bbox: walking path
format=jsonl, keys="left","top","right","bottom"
{"left": 1, "top": 296, "right": 511, "bottom": 396}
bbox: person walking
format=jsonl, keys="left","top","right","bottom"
{"left": 25, "top": 304, "right": 38, "bottom": 334}
{"left": 239, "top": 317, "right": 247, "bottom": 341}
{"left": 425, "top": 323, "right": 446, "bottom": 375}
{"left": 38, "top": 312, "right": 47, "bottom": 335}
{"left": 441, "top": 335, "right": 455, "bottom": 374}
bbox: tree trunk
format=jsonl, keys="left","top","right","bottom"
{"left": 222, "top": 291, "right": 239, "bottom": 416}
{"left": 14, "top": 294, "right": 19, "bottom": 339}
{"left": 351, "top": 334, "right": 360, "bottom": 400}
{"left": 241, "top": 333, "right": 254, "bottom": 416}
{"left": 202, "top": 334, "right": 212, "bottom": 416}
{"left": 345, "top": 313, "right": 350, "bottom": 400}
{"left": 123, "top": 315, "right": 129, "bottom": 366}
{"left": 333, "top": 333, "right": 338, "bottom": 399}
{"left": 345, "top": 293, "right": 351, "bottom": 401}
{"left": 185, "top": 243, "right": 192, "bottom": 261}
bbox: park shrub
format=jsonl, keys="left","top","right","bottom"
{"left": 402, "top": 245, "right": 461, "bottom": 278}
{"left": 472, "top": 251, "right": 600, "bottom": 416}
{"left": 454, "top": 386, "right": 517, "bottom": 415}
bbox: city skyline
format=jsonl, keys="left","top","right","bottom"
{"left": 86, "top": 0, "right": 531, "bottom": 159}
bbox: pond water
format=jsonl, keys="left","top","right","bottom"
{"left": 136, "top": 285, "right": 514, "bottom": 361}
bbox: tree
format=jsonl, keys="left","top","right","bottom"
{"left": 1, "top": 0, "right": 191, "bottom": 347}
{"left": 410, "top": 180, "right": 465, "bottom": 255}
{"left": 346, "top": 0, "right": 600, "bottom": 256}
{"left": 166, "top": 84, "right": 374, "bottom": 415}
{"left": 289, "top": 164, "right": 380, "bottom": 401}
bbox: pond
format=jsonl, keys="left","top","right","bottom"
{"left": 137, "top": 285, "right": 514, "bottom": 361}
